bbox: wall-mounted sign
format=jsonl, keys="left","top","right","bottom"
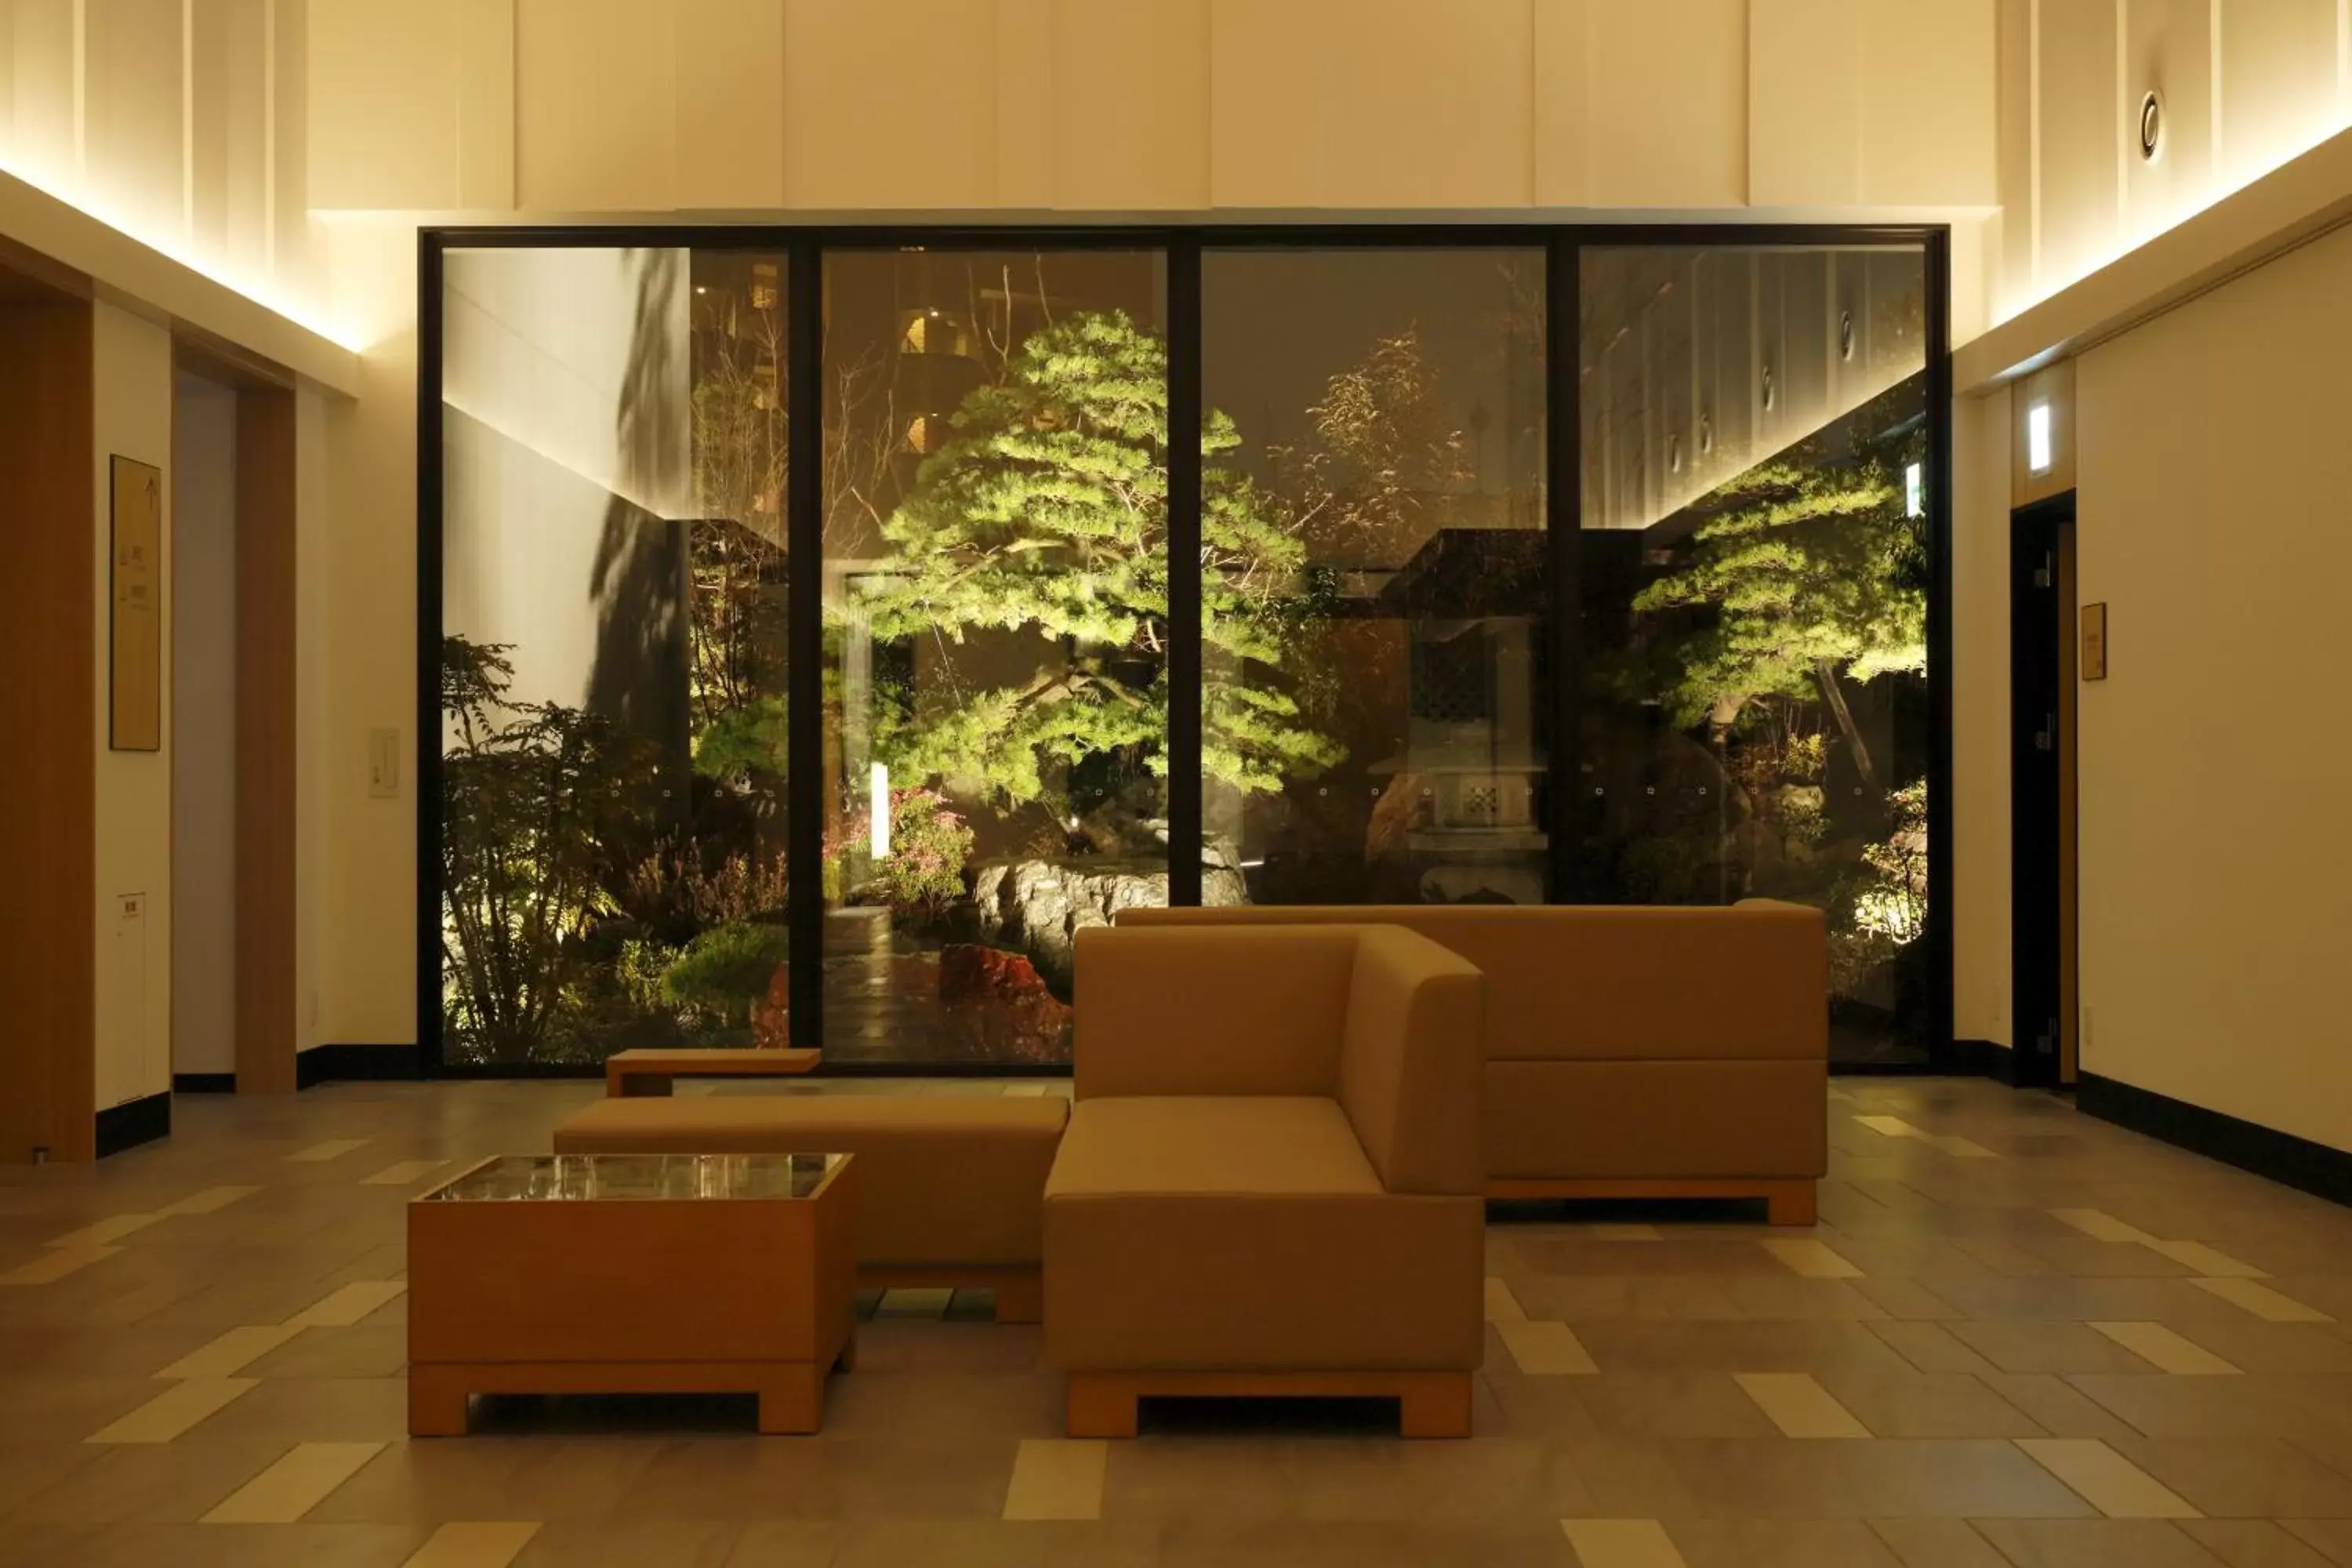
{"left": 2081, "top": 601, "right": 2107, "bottom": 681}
{"left": 110, "top": 455, "right": 162, "bottom": 751}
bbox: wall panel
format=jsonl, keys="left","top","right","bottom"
{"left": 676, "top": 0, "right": 783, "bottom": 211}
{"left": 2217, "top": 0, "right": 2339, "bottom": 184}
{"left": 1751, "top": 0, "right": 1861, "bottom": 206}
{"left": 1588, "top": 0, "right": 1748, "bottom": 208}
{"left": 308, "top": 0, "right": 463, "bottom": 209}
{"left": 1051, "top": 0, "right": 1207, "bottom": 211}
{"left": 2034, "top": 0, "right": 2121, "bottom": 292}
{"left": 516, "top": 0, "right": 676, "bottom": 212}
{"left": 782, "top": 0, "right": 999, "bottom": 209}
{"left": 82, "top": 0, "right": 183, "bottom": 242}
{"left": 1860, "top": 0, "right": 1998, "bottom": 206}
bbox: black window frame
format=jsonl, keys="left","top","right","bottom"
{"left": 416, "top": 222, "right": 1953, "bottom": 1079}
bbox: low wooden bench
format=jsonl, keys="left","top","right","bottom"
{"left": 554, "top": 1093, "right": 1069, "bottom": 1323}
{"left": 604, "top": 1048, "right": 822, "bottom": 1098}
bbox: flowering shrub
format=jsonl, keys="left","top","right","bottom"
{"left": 873, "top": 788, "right": 976, "bottom": 926}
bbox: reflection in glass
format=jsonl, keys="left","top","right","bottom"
{"left": 820, "top": 251, "right": 1168, "bottom": 1065}
{"left": 426, "top": 1152, "right": 843, "bottom": 1203}
{"left": 1579, "top": 247, "right": 1930, "bottom": 1063}
{"left": 1200, "top": 249, "right": 1548, "bottom": 906}
{"left": 439, "top": 248, "right": 791, "bottom": 1065}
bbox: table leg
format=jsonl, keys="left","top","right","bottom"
{"left": 757, "top": 1363, "right": 824, "bottom": 1435}
{"left": 408, "top": 1367, "right": 470, "bottom": 1437}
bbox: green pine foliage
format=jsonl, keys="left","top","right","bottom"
{"left": 851, "top": 310, "right": 1341, "bottom": 804}
{"left": 1632, "top": 459, "right": 1926, "bottom": 735}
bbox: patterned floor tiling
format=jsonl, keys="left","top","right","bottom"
{"left": 0, "top": 1077, "right": 2346, "bottom": 1566}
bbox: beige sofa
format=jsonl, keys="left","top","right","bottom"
{"left": 553, "top": 1094, "right": 1068, "bottom": 1322}
{"left": 1119, "top": 901, "right": 1828, "bottom": 1224}
{"left": 1046, "top": 924, "right": 1486, "bottom": 1437}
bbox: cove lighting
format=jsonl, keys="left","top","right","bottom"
{"left": 2026, "top": 404, "right": 2054, "bottom": 474}
{"left": 0, "top": 154, "right": 358, "bottom": 351}
{"left": 1904, "top": 462, "right": 1923, "bottom": 518}
{"left": 869, "top": 761, "right": 891, "bottom": 858}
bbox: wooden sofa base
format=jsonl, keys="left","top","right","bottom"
{"left": 860, "top": 1264, "right": 1042, "bottom": 1324}
{"left": 1486, "top": 1176, "right": 1817, "bottom": 1227}
{"left": 1065, "top": 1370, "right": 1472, "bottom": 1439}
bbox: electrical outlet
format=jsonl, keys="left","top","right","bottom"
{"left": 368, "top": 728, "right": 401, "bottom": 798}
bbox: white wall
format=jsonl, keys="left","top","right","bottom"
{"left": 0, "top": 0, "right": 319, "bottom": 321}
{"left": 2063, "top": 223, "right": 2352, "bottom": 1154}
{"left": 308, "top": 0, "right": 2000, "bottom": 216}
{"left": 93, "top": 302, "right": 174, "bottom": 1112}
{"left": 170, "top": 372, "right": 237, "bottom": 1078}
{"left": 1995, "top": 0, "right": 2352, "bottom": 323}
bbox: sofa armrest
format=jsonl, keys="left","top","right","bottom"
{"left": 1337, "top": 927, "right": 1484, "bottom": 1196}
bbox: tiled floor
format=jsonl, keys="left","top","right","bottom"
{"left": 3, "top": 1076, "right": 2352, "bottom": 1566}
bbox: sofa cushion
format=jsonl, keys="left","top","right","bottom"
{"left": 1119, "top": 902, "right": 1827, "bottom": 1064}
{"left": 553, "top": 1094, "right": 1068, "bottom": 1268}
{"left": 1047, "top": 1097, "right": 1381, "bottom": 1200}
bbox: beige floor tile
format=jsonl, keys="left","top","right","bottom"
{"left": 2282, "top": 1519, "right": 2352, "bottom": 1564}
{"left": 399, "top": 1521, "right": 542, "bottom": 1568}
{"left": 1486, "top": 1276, "right": 1527, "bottom": 1323}
{"left": 1668, "top": 1518, "right": 1913, "bottom": 1566}
{"left": 2015, "top": 1438, "right": 2202, "bottom": 1519}
{"left": 1586, "top": 1225, "right": 1665, "bottom": 1242}
{"left": 1969, "top": 1518, "right": 2234, "bottom": 1566}
{"left": 2089, "top": 1322, "right": 2242, "bottom": 1376}
{"left": 360, "top": 1162, "right": 447, "bottom": 1188}
{"left": 1926, "top": 1136, "right": 1999, "bottom": 1160}
{"left": 154, "top": 1324, "right": 304, "bottom": 1381}
{"left": 1562, "top": 1374, "right": 1780, "bottom": 1440}
{"left": 2053, "top": 1208, "right": 2161, "bottom": 1244}
{"left": 1857, "top": 1116, "right": 1922, "bottom": 1141}
{"left": 287, "top": 1139, "right": 372, "bottom": 1163}
{"left": 1561, "top": 1518, "right": 1690, "bottom": 1567}
{"left": 1761, "top": 1240, "right": 1864, "bottom": 1280}
{"left": 1945, "top": 1319, "right": 2165, "bottom": 1375}
{"left": 1498, "top": 1320, "right": 1599, "bottom": 1375}
{"left": 1867, "top": 1519, "right": 2011, "bottom": 1566}
{"left": 2115, "top": 1438, "right": 2352, "bottom": 1519}
{"left": 1662, "top": 1438, "right": 2094, "bottom": 1519}
{"left": 48, "top": 1214, "right": 162, "bottom": 1249}
{"left": 1001, "top": 1438, "right": 1107, "bottom": 1521}
{"left": 1733, "top": 1373, "right": 1872, "bottom": 1439}
{"left": 85, "top": 1378, "right": 257, "bottom": 1444}
{"left": 201, "top": 1440, "right": 387, "bottom": 1523}
{"left": 2146, "top": 1240, "right": 2270, "bottom": 1279}
{"left": 287, "top": 1280, "right": 408, "bottom": 1329}
{"left": 1810, "top": 1370, "right": 2046, "bottom": 1440}
{"left": 873, "top": 1287, "right": 953, "bottom": 1319}
{"left": 154, "top": 1187, "right": 260, "bottom": 1219}
{"left": 2193, "top": 1279, "right": 2335, "bottom": 1324}
{"left": 1869, "top": 1323, "right": 2005, "bottom": 1377}
{"left": 2177, "top": 1519, "right": 2339, "bottom": 1567}
{"left": 0, "top": 1243, "right": 122, "bottom": 1286}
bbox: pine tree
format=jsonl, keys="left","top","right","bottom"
{"left": 851, "top": 310, "right": 1341, "bottom": 805}
{"left": 1632, "top": 457, "right": 1926, "bottom": 786}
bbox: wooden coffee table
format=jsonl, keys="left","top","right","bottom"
{"left": 407, "top": 1152, "right": 855, "bottom": 1436}
{"left": 604, "top": 1047, "right": 822, "bottom": 1098}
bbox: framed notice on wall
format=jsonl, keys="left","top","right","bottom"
{"left": 110, "top": 455, "right": 163, "bottom": 751}
{"left": 2081, "top": 602, "right": 2108, "bottom": 681}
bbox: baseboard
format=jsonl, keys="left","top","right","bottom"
{"left": 172, "top": 1073, "right": 235, "bottom": 1094}
{"left": 1948, "top": 1038, "right": 2020, "bottom": 1083}
{"left": 299, "top": 1044, "right": 426, "bottom": 1087}
{"left": 2079, "top": 1072, "right": 2352, "bottom": 1208}
{"left": 95, "top": 1091, "right": 171, "bottom": 1158}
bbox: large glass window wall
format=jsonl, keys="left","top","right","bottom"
{"left": 427, "top": 230, "right": 1946, "bottom": 1073}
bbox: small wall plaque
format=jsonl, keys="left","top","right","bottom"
{"left": 2081, "top": 602, "right": 2107, "bottom": 681}
{"left": 109, "top": 455, "right": 163, "bottom": 751}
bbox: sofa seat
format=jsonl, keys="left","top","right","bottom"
{"left": 1044, "top": 1095, "right": 1483, "bottom": 1374}
{"left": 553, "top": 1094, "right": 1068, "bottom": 1272}
{"left": 1047, "top": 1097, "right": 1382, "bottom": 1197}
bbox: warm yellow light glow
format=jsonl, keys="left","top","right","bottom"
{"left": 0, "top": 154, "right": 358, "bottom": 351}
{"left": 1994, "top": 116, "right": 2352, "bottom": 328}
{"left": 2026, "top": 404, "right": 2053, "bottom": 473}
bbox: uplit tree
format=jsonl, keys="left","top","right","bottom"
{"left": 1632, "top": 457, "right": 1925, "bottom": 786}
{"left": 851, "top": 310, "right": 1341, "bottom": 806}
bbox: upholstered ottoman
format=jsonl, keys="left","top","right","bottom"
{"left": 552, "top": 1094, "right": 1068, "bottom": 1322}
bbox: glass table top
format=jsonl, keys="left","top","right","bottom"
{"left": 422, "top": 1152, "right": 844, "bottom": 1203}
